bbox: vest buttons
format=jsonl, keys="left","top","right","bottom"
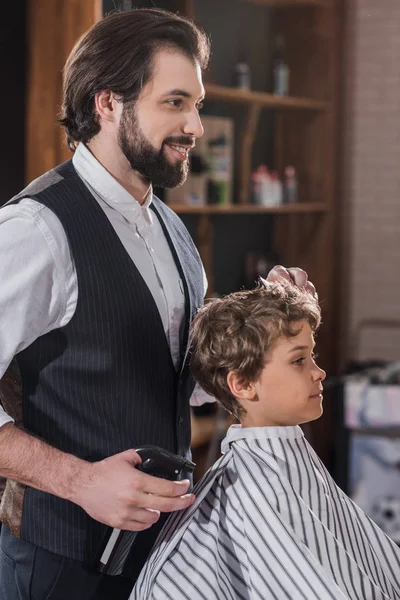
{"left": 178, "top": 416, "right": 183, "bottom": 426}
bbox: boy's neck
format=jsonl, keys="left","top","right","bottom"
{"left": 240, "top": 415, "right": 302, "bottom": 428}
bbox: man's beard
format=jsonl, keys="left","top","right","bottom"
{"left": 118, "top": 103, "right": 191, "bottom": 188}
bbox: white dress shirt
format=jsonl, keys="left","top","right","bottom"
{"left": 134, "top": 425, "right": 400, "bottom": 600}
{"left": 0, "top": 143, "right": 213, "bottom": 428}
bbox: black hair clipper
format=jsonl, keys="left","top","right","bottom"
{"left": 97, "top": 446, "right": 195, "bottom": 575}
{"left": 134, "top": 446, "right": 195, "bottom": 480}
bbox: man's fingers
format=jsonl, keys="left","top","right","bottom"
{"left": 266, "top": 265, "right": 318, "bottom": 299}
{"left": 267, "top": 265, "right": 292, "bottom": 283}
{"left": 123, "top": 514, "right": 165, "bottom": 532}
{"left": 267, "top": 265, "right": 308, "bottom": 288}
{"left": 118, "top": 448, "right": 142, "bottom": 467}
{"left": 287, "top": 268, "right": 318, "bottom": 298}
{"left": 124, "top": 520, "right": 155, "bottom": 532}
{"left": 135, "top": 490, "right": 195, "bottom": 513}
{"left": 287, "top": 267, "right": 308, "bottom": 288}
{"left": 95, "top": 506, "right": 160, "bottom": 530}
{"left": 118, "top": 514, "right": 160, "bottom": 532}
{"left": 139, "top": 473, "right": 191, "bottom": 497}
{"left": 305, "top": 280, "right": 317, "bottom": 297}
{"left": 131, "top": 472, "right": 195, "bottom": 511}
{"left": 124, "top": 506, "right": 161, "bottom": 526}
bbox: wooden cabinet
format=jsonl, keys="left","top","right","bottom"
{"left": 171, "top": 0, "right": 342, "bottom": 365}
{"left": 172, "top": 0, "right": 343, "bottom": 463}
{"left": 26, "top": 0, "right": 102, "bottom": 183}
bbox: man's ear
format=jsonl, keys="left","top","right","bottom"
{"left": 227, "top": 371, "right": 257, "bottom": 401}
{"left": 93, "top": 90, "right": 121, "bottom": 124}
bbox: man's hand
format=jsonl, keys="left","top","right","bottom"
{"left": 0, "top": 424, "right": 194, "bottom": 533}
{"left": 267, "top": 265, "right": 317, "bottom": 298}
{"left": 71, "top": 449, "right": 195, "bottom": 532}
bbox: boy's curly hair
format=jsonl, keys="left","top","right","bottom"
{"left": 190, "top": 281, "right": 321, "bottom": 420}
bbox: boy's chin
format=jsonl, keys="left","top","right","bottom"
{"left": 310, "top": 405, "right": 324, "bottom": 422}
{"left": 299, "top": 405, "right": 323, "bottom": 426}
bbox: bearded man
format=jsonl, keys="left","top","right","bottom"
{"left": 0, "top": 9, "right": 212, "bottom": 600}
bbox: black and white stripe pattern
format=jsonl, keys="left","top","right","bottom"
{"left": 133, "top": 425, "right": 400, "bottom": 599}
{"left": 7, "top": 160, "right": 204, "bottom": 574}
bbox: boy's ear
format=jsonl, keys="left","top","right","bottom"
{"left": 227, "top": 371, "right": 257, "bottom": 401}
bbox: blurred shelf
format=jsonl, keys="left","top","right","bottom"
{"left": 205, "top": 83, "right": 331, "bottom": 112}
{"left": 168, "top": 202, "right": 329, "bottom": 215}
{"left": 241, "top": 0, "right": 333, "bottom": 7}
{"left": 190, "top": 414, "right": 217, "bottom": 449}
{"left": 190, "top": 411, "right": 237, "bottom": 449}
{"left": 349, "top": 428, "right": 400, "bottom": 439}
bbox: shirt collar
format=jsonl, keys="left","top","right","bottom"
{"left": 221, "top": 423, "right": 304, "bottom": 454}
{"left": 72, "top": 143, "right": 153, "bottom": 225}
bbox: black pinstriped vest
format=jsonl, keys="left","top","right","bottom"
{"left": 7, "top": 160, "right": 204, "bottom": 576}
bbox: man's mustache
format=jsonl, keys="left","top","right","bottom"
{"left": 163, "top": 136, "right": 195, "bottom": 148}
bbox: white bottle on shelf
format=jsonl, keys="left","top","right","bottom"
{"left": 259, "top": 165, "right": 273, "bottom": 206}
{"left": 284, "top": 166, "right": 298, "bottom": 204}
{"left": 273, "top": 36, "right": 289, "bottom": 97}
{"left": 270, "top": 171, "right": 283, "bottom": 206}
{"left": 251, "top": 167, "right": 263, "bottom": 205}
{"left": 234, "top": 61, "right": 251, "bottom": 90}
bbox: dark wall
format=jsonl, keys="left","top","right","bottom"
{"left": 0, "top": 2, "right": 26, "bottom": 205}
{"left": 181, "top": 213, "right": 275, "bottom": 296}
{"left": 191, "top": 2, "right": 278, "bottom": 294}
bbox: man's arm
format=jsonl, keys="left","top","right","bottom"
{"left": 0, "top": 201, "right": 74, "bottom": 379}
{"left": 0, "top": 423, "right": 194, "bottom": 531}
{"left": 0, "top": 423, "right": 86, "bottom": 502}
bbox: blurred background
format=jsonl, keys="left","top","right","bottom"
{"left": 2, "top": 0, "right": 400, "bottom": 544}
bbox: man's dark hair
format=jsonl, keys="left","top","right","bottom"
{"left": 59, "top": 8, "right": 210, "bottom": 151}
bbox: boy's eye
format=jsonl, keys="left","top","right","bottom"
{"left": 293, "top": 357, "right": 305, "bottom": 366}
{"left": 293, "top": 352, "right": 319, "bottom": 366}
{"left": 196, "top": 101, "right": 204, "bottom": 111}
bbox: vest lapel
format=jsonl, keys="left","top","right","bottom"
{"left": 150, "top": 200, "right": 203, "bottom": 374}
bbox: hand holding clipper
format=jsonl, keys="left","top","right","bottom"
{"left": 98, "top": 446, "right": 195, "bottom": 574}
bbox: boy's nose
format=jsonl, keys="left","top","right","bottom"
{"left": 313, "top": 364, "right": 326, "bottom": 382}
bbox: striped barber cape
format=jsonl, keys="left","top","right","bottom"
{"left": 132, "top": 425, "right": 400, "bottom": 600}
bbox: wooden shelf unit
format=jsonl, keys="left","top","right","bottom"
{"left": 205, "top": 83, "right": 330, "bottom": 112}
{"left": 172, "top": 0, "right": 342, "bottom": 467}
{"left": 204, "top": 83, "right": 331, "bottom": 205}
